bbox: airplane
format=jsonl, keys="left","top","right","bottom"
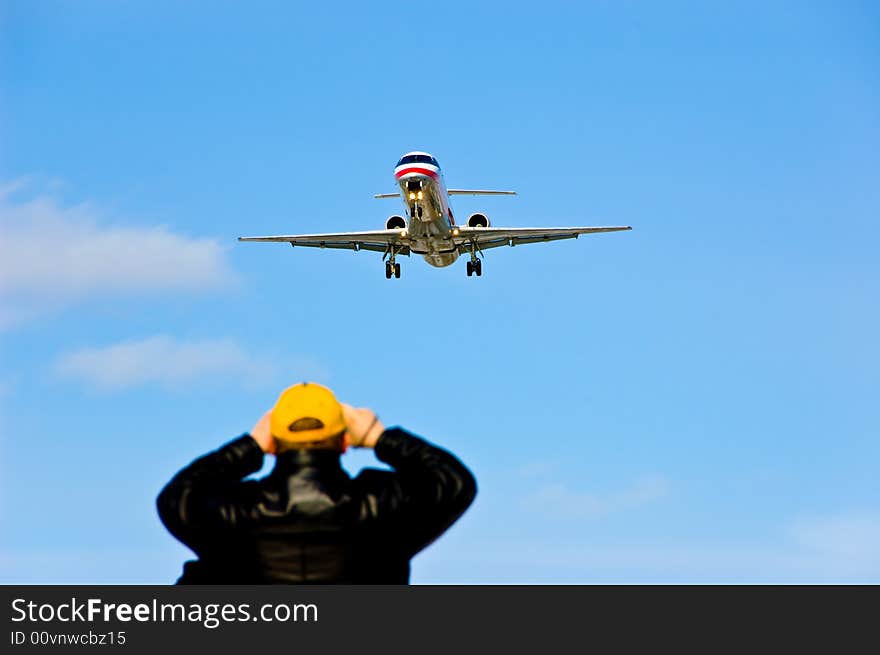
{"left": 238, "top": 151, "right": 631, "bottom": 279}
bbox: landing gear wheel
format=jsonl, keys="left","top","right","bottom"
{"left": 394, "top": 263, "right": 401, "bottom": 278}
{"left": 466, "top": 260, "right": 474, "bottom": 277}
{"left": 385, "top": 262, "right": 392, "bottom": 279}
{"left": 417, "top": 205, "right": 423, "bottom": 218}
{"left": 475, "top": 260, "right": 482, "bottom": 276}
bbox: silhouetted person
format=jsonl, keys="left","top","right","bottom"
{"left": 157, "top": 382, "right": 476, "bottom": 583}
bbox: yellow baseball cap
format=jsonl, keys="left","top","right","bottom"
{"left": 270, "top": 382, "right": 346, "bottom": 445}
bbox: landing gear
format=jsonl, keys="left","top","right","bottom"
{"left": 384, "top": 248, "right": 402, "bottom": 279}
{"left": 466, "top": 242, "right": 483, "bottom": 277}
{"left": 410, "top": 203, "right": 423, "bottom": 219}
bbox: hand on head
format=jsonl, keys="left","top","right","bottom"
{"left": 342, "top": 404, "right": 385, "bottom": 449}
{"left": 249, "top": 409, "right": 276, "bottom": 454}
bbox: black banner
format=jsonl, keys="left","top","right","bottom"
{"left": 1, "top": 586, "right": 875, "bottom": 652}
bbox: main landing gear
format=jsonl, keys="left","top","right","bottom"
{"left": 384, "top": 246, "right": 401, "bottom": 279}
{"left": 466, "top": 242, "right": 483, "bottom": 277}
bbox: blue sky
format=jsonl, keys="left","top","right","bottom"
{"left": 1, "top": 1, "right": 878, "bottom": 583}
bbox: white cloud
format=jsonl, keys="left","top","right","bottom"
{"left": 418, "top": 509, "right": 880, "bottom": 583}
{"left": 521, "top": 475, "right": 669, "bottom": 519}
{"left": 789, "top": 511, "right": 880, "bottom": 573}
{"left": 515, "top": 460, "right": 559, "bottom": 479}
{"left": 55, "top": 335, "right": 266, "bottom": 390}
{"left": 0, "top": 180, "right": 234, "bottom": 326}
{"left": 53, "top": 335, "right": 331, "bottom": 391}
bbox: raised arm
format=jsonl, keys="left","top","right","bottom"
{"left": 344, "top": 404, "right": 477, "bottom": 557}
{"left": 373, "top": 427, "right": 478, "bottom": 555}
{"left": 156, "top": 434, "right": 264, "bottom": 550}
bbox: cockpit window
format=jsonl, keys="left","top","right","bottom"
{"left": 397, "top": 154, "right": 439, "bottom": 167}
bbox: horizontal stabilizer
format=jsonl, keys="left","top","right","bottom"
{"left": 374, "top": 190, "right": 517, "bottom": 198}
{"left": 447, "top": 189, "right": 516, "bottom": 196}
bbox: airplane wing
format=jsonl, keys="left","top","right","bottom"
{"left": 452, "top": 225, "right": 632, "bottom": 252}
{"left": 238, "top": 229, "right": 410, "bottom": 255}
{"left": 239, "top": 225, "right": 630, "bottom": 257}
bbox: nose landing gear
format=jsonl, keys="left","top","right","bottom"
{"left": 407, "top": 181, "right": 424, "bottom": 220}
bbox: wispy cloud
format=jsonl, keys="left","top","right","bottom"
{"left": 515, "top": 460, "right": 559, "bottom": 479}
{"left": 789, "top": 511, "right": 880, "bottom": 574}
{"left": 417, "top": 509, "right": 880, "bottom": 583}
{"left": 521, "top": 476, "right": 669, "bottom": 520}
{"left": 55, "top": 335, "right": 265, "bottom": 390}
{"left": 53, "top": 334, "right": 330, "bottom": 391}
{"left": 0, "top": 180, "right": 234, "bottom": 327}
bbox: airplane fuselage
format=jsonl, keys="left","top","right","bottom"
{"left": 394, "top": 154, "right": 460, "bottom": 267}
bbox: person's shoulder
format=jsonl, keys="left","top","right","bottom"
{"left": 225, "top": 477, "right": 267, "bottom": 501}
{"left": 349, "top": 468, "right": 400, "bottom": 523}
{"left": 352, "top": 467, "right": 396, "bottom": 490}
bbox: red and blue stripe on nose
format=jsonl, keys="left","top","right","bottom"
{"left": 395, "top": 165, "right": 439, "bottom": 180}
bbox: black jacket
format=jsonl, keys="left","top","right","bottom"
{"left": 156, "top": 427, "right": 476, "bottom": 584}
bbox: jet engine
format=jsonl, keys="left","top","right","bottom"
{"left": 385, "top": 215, "right": 407, "bottom": 230}
{"left": 466, "top": 213, "right": 491, "bottom": 228}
